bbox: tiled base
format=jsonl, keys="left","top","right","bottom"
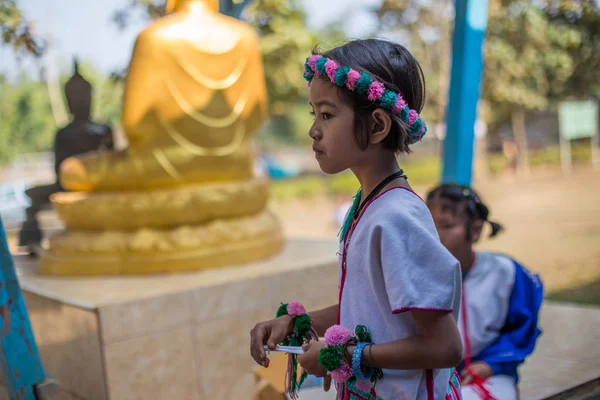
{"left": 519, "top": 302, "right": 600, "bottom": 400}
{"left": 13, "top": 239, "right": 339, "bottom": 400}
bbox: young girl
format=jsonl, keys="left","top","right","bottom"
{"left": 250, "top": 39, "right": 463, "bottom": 399}
{"left": 426, "top": 183, "right": 544, "bottom": 400}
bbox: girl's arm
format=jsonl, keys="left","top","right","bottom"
{"left": 349, "top": 311, "right": 463, "bottom": 370}
{"left": 250, "top": 303, "right": 338, "bottom": 367}
{"left": 309, "top": 304, "right": 339, "bottom": 337}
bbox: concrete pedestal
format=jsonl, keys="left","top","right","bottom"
{"left": 9, "top": 239, "right": 339, "bottom": 400}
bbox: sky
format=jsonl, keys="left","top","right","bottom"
{"left": 0, "top": 0, "right": 382, "bottom": 80}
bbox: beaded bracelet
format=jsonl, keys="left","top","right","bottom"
{"left": 352, "top": 342, "right": 373, "bottom": 380}
{"left": 275, "top": 302, "right": 318, "bottom": 400}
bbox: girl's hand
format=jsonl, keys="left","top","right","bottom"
{"left": 460, "top": 361, "right": 493, "bottom": 385}
{"left": 298, "top": 340, "right": 328, "bottom": 378}
{"left": 250, "top": 315, "right": 293, "bottom": 368}
{"left": 322, "top": 375, "right": 332, "bottom": 392}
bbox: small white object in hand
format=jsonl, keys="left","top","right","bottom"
{"left": 263, "top": 345, "right": 305, "bottom": 355}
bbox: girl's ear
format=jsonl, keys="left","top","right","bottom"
{"left": 470, "top": 219, "right": 484, "bottom": 243}
{"left": 369, "top": 109, "right": 392, "bottom": 145}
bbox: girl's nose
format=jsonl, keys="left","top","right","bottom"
{"left": 309, "top": 125, "right": 322, "bottom": 140}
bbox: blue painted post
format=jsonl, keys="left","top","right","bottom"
{"left": 220, "top": 0, "right": 252, "bottom": 19}
{"left": 442, "top": 0, "right": 488, "bottom": 185}
{"left": 0, "top": 217, "right": 46, "bottom": 400}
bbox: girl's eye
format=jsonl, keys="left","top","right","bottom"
{"left": 322, "top": 113, "right": 332, "bottom": 120}
{"left": 309, "top": 110, "right": 316, "bottom": 119}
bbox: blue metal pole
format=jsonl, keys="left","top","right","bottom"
{"left": 442, "top": 0, "right": 488, "bottom": 185}
{"left": 0, "top": 217, "right": 46, "bottom": 400}
{"left": 220, "top": 0, "right": 252, "bottom": 19}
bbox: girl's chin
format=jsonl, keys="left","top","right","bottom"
{"left": 317, "top": 160, "right": 346, "bottom": 175}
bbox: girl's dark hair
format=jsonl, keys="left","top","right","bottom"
{"left": 314, "top": 39, "right": 426, "bottom": 154}
{"left": 426, "top": 183, "right": 504, "bottom": 239}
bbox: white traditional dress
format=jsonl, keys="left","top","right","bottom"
{"left": 338, "top": 187, "right": 462, "bottom": 400}
{"left": 459, "top": 252, "right": 544, "bottom": 400}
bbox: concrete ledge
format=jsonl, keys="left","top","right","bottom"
{"left": 12, "top": 239, "right": 340, "bottom": 400}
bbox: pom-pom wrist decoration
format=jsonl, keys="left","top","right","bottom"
{"left": 319, "top": 325, "right": 384, "bottom": 400}
{"left": 303, "top": 54, "right": 428, "bottom": 145}
{"left": 275, "top": 302, "right": 317, "bottom": 399}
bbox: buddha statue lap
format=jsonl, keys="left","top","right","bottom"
{"left": 41, "top": 0, "right": 284, "bottom": 275}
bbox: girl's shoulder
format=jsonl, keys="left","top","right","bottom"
{"left": 365, "top": 187, "right": 426, "bottom": 217}
{"left": 477, "top": 252, "right": 518, "bottom": 268}
{"left": 364, "top": 187, "right": 433, "bottom": 227}
{"left": 472, "top": 251, "right": 517, "bottom": 281}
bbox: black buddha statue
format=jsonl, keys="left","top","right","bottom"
{"left": 18, "top": 60, "right": 113, "bottom": 255}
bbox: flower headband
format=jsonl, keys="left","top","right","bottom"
{"left": 303, "top": 54, "right": 427, "bottom": 144}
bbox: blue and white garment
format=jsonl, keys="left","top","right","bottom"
{"left": 459, "top": 252, "right": 544, "bottom": 399}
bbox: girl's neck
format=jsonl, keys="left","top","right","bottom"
{"left": 459, "top": 249, "right": 477, "bottom": 275}
{"left": 352, "top": 152, "right": 403, "bottom": 202}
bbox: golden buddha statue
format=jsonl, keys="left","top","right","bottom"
{"left": 41, "top": 0, "right": 284, "bottom": 275}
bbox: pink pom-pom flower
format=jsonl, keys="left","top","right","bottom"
{"left": 392, "top": 94, "right": 407, "bottom": 114}
{"left": 307, "top": 55, "right": 322, "bottom": 72}
{"left": 286, "top": 301, "right": 306, "bottom": 317}
{"left": 324, "top": 325, "right": 353, "bottom": 346}
{"left": 407, "top": 109, "right": 419, "bottom": 125}
{"left": 345, "top": 70, "right": 361, "bottom": 90}
{"left": 325, "top": 60, "right": 339, "bottom": 82}
{"left": 367, "top": 81, "right": 385, "bottom": 101}
{"left": 330, "top": 363, "right": 354, "bottom": 383}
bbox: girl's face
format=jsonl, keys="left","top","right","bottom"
{"left": 427, "top": 198, "right": 472, "bottom": 258}
{"left": 308, "top": 78, "right": 366, "bottom": 174}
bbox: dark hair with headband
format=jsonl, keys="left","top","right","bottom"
{"left": 426, "top": 183, "right": 503, "bottom": 239}
{"left": 309, "top": 39, "right": 426, "bottom": 154}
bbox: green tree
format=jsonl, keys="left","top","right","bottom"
{"left": 542, "top": 0, "right": 600, "bottom": 98}
{"left": 483, "top": 0, "right": 580, "bottom": 173}
{"left": 0, "top": 73, "right": 56, "bottom": 163}
{"left": 0, "top": 0, "right": 44, "bottom": 56}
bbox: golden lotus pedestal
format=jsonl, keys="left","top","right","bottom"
{"left": 12, "top": 239, "right": 339, "bottom": 400}
{"left": 40, "top": 176, "right": 284, "bottom": 276}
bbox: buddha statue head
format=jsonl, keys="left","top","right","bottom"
{"left": 64, "top": 58, "right": 92, "bottom": 120}
{"left": 165, "top": 0, "right": 219, "bottom": 13}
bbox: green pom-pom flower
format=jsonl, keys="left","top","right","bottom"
{"left": 318, "top": 345, "right": 343, "bottom": 371}
{"left": 379, "top": 90, "right": 396, "bottom": 110}
{"left": 355, "top": 325, "right": 372, "bottom": 343}
{"left": 409, "top": 118, "right": 423, "bottom": 134}
{"left": 276, "top": 303, "right": 289, "bottom": 318}
{"left": 356, "top": 73, "right": 373, "bottom": 95}
{"left": 400, "top": 106, "right": 410, "bottom": 122}
{"left": 316, "top": 58, "right": 328, "bottom": 76}
{"left": 294, "top": 314, "right": 312, "bottom": 332}
{"left": 334, "top": 66, "right": 350, "bottom": 87}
